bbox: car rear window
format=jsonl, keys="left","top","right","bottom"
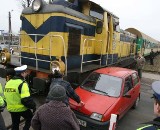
{"left": 81, "top": 72, "right": 122, "bottom": 97}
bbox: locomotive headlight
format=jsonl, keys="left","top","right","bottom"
{"left": 90, "top": 113, "right": 103, "bottom": 121}
{"left": 1, "top": 53, "right": 7, "bottom": 63}
{"left": 51, "top": 63, "right": 60, "bottom": 74}
{"left": 32, "top": 0, "right": 42, "bottom": 12}
{"left": 50, "top": 59, "right": 65, "bottom": 74}
{"left": 0, "top": 52, "right": 11, "bottom": 64}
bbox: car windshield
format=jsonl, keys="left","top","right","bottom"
{"left": 81, "top": 72, "right": 122, "bottom": 97}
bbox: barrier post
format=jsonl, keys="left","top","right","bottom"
{"left": 109, "top": 114, "right": 117, "bottom": 130}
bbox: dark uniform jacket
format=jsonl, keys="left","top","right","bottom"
{"left": 46, "top": 78, "right": 80, "bottom": 106}
{"left": 150, "top": 51, "right": 155, "bottom": 59}
{"left": 137, "top": 117, "right": 160, "bottom": 130}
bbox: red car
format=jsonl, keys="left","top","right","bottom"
{"left": 69, "top": 67, "right": 140, "bottom": 130}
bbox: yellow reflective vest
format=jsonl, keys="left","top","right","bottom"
{"left": 0, "top": 83, "right": 5, "bottom": 107}
{"left": 4, "top": 79, "right": 30, "bottom": 112}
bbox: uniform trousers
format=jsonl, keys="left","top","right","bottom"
{"left": 0, "top": 112, "right": 7, "bottom": 130}
{"left": 150, "top": 58, "right": 154, "bottom": 65}
{"left": 10, "top": 109, "right": 33, "bottom": 130}
{"left": 138, "top": 69, "right": 142, "bottom": 79}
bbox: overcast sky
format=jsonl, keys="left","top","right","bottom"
{"left": 0, "top": 0, "right": 160, "bottom": 41}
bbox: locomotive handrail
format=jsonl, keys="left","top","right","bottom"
{"left": 15, "top": 33, "right": 67, "bottom": 75}
{"left": 119, "top": 41, "right": 122, "bottom": 60}
{"left": 106, "top": 31, "right": 110, "bottom": 65}
{"left": 49, "top": 34, "right": 67, "bottom": 76}
{"left": 81, "top": 38, "right": 103, "bottom": 73}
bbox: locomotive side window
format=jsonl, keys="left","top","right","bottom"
{"left": 90, "top": 5, "right": 104, "bottom": 20}
{"left": 96, "top": 21, "right": 103, "bottom": 34}
{"left": 68, "top": 28, "right": 81, "bottom": 56}
{"left": 113, "top": 17, "right": 120, "bottom": 32}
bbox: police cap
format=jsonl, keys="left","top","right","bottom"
{"left": 152, "top": 81, "right": 160, "bottom": 101}
{"left": 14, "top": 65, "right": 27, "bottom": 75}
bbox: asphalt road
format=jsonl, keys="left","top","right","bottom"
{"left": 0, "top": 75, "right": 157, "bottom": 130}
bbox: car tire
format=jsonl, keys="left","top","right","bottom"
{"left": 132, "top": 96, "right": 140, "bottom": 109}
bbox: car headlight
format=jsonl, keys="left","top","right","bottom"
{"left": 90, "top": 113, "right": 103, "bottom": 121}
{"left": 32, "top": 0, "right": 42, "bottom": 12}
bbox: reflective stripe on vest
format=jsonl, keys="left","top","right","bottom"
{"left": 7, "top": 104, "right": 27, "bottom": 112}
{"left": 137, "top": 125, "right": 160, "bottom": 130}
{"left": 4, "top": 79, "right": 30, "bottom": 112}
{"left": 0, "top": 96, "right": 4, "bottom": 107}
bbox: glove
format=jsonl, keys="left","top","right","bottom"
{"left": 79, "top": 101, "right": 85, "bottom": 107}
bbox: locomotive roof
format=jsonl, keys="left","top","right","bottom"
{"left": 125, "top": 28, "right": 159, "bottom": 44}
{"left": 79, "top": 0, "right": 119, "bottom": 19}
{"left": 22, "top": 3, "right": 96, "bottom": 24}
{"left": 22, "top": 0, "right": 119, "bottom": 19}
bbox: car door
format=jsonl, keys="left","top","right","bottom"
{"left": 119, "top": 76, "right": 134, "bottom": 117}
{"left": 131, "top": 72, "right": 140, "bottom": 102}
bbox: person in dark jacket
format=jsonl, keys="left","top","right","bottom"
{"left": 4, "top": 65, "right": 36, "bottom": 130}
{"left": 150, "top": 49, "right": 155, "bottom": 65}
{"left": 137, "top": 81, "right": 160, "bottom": 130}
{"left": 46, "top": 68, "right": 84, "bottom": 106}
{"left": 31, "top": 85, "right": 80, "bottom": 130}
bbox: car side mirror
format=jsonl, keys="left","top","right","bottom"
{"left": 123, "top": 94, "right": 131, "bottom": 98}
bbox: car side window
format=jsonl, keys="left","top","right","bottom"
{"left": 132, "top": 73, "right": 139, "bottom": 86}
{"left": 123, "top": 76, "right": 133, "bottom": 94}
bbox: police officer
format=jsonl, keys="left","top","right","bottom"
{"left": 137, "top": 81, "right": 160, "bottom": 130}
{"left": 4, "top": 65, "right": 36, "bottom": 130}
{"left": 0, "top": 83, "right": 7, "bottom": 130}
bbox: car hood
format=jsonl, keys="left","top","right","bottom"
{"left": 69, "top": 87, "right": 118, "bottom": 115}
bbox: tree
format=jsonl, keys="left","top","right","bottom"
{"left": 22, "top": 0, "right": 34, "bottom": 8}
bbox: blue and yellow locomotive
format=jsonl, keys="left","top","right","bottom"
{"left": 0, "top": 0, "right": 159, "bottom": 93}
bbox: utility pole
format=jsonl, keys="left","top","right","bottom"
{"left": 9, "top": 10, "right": 13, "bottom": 42}
{"left": 0, "top": 30, "right": 4, "bottom": 41}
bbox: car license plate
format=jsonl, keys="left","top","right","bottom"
{"left": 78, "top": 119, "right": 87, "bottom": 127}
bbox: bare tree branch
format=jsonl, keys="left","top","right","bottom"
{"left": 21, "top": 0, "right": 34, "bottom": 8}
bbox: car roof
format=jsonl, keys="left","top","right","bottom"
{"left": 94, "top": 67, "right": 136, "bottom": 78}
